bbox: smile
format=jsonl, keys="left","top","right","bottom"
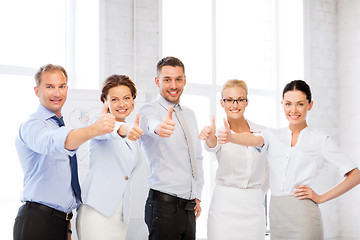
{"left": 230, "top": 109, "right": 241, "bottom": 113}
{"left": 168, "top": 90, "right": 179, "bottom": 97}
{"left": 51, "top": 99, "right": 62, "bottom": 104}
{"left": 289, "top": 115, "right": 300, "bottom": 119}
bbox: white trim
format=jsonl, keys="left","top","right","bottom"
{"left": 158, "top": 0, "right": 163, "bottom": 59}
{"left": 99, "top": 0, "right": 106, "bottom": 86}
{"left": 0, "top": 65, "right": 37, "bottom": 76}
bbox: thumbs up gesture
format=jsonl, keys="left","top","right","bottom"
{"left": 127, "top": 113, "right": 143, "bottom": 141}
{"left": 199, "top": 115, "right": 217, "bottom": 148}
{"left": 92, "top": 102, "right": 116, "bottom": 135}
{"left": 217, "top": 118, "right": 231, "bottom": 144}
{"left": 155, "top": 105, "right": 176, "bottom": 137}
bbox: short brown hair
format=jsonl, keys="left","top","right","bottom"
{"left": 156, "top": 56, "right": 185, "bottom": 76}
{"left": 221, "top": 79, "right": 248, "bottom": 97}
{"left": 34, "top": 64, "right": 68, "bottom": 86}
{"left": 100, "top": 74, "right": 137, "bottom": 103}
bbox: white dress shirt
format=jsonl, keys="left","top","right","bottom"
{"left": 139, "top": 95, "right": 204, "bottom": 200}
{"left": 205, "top": 120, "right": 268, "bottom": 190}
{"left": 260, "top": 126, "right": 357, "bottom": 196}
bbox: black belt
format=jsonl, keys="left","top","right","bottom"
{"left": 25, "top": 201, "right": 73, "bottom": 220}
{"left": 149, "top": 189, "right": 196, "bottom": 209}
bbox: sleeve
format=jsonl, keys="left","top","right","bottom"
{"left": 322, "top": 136, "right": 358, "bottom": 177}
{"left": 203, "top": 141, "right": 220, "bottom": 153}
{"left": 258, "top": 128, "right": 270, "bottom": 153}
{"left": 19, "top": 118, "right": 72, "bottom": 155}
{"left": 139, "top": 103, "right": 162, "bottom": 139}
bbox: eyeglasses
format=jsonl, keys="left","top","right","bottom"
{"left": 222, "top": 98, "right": 248, "bottom": 104}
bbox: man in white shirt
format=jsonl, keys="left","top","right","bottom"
{"left": 139, "top": 56, "right": 204, "bottom": 240}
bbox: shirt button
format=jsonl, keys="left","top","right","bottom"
{"left": 124, "top": 176, "right": 129, "bottom": 180}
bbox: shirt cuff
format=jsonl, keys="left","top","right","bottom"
{"left": 147, "top": 119, "right": 162, "bottom": 138}
{"left": 203, "top": 142, "right": 220, "bottom": 152}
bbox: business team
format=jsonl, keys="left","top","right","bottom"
{"left": 13, "top": 58, "right": 360, "bottom": 240}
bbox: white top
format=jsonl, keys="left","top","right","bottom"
{"left": 139, "top": 95, "right": 204, "bottom": 200}
{"left": 205, "top": 120, "right": 268, "bottom": 191}
{"left": 260, "top": 126, "right": 358, "bottom": 196}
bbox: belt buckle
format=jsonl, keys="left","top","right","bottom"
{"left": 65, "top": 212, "right": 72, "bottom": 220}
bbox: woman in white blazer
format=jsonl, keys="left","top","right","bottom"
{"left": 199, "top": 79, "right": 268, "bottom": 240}
{"left": 76, "top": 74, "right": 143, "bottom": 240}
{"left": 217, "top": 80, "right": 360, "bottom": 240}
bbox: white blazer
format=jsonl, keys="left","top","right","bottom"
{"left": 81, "top": 122, "right": 142, "bottom": 223}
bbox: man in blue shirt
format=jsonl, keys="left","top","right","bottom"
{"left": 13, "top": 64, "right": 116, "bottom": 240}
{"left": 139, "top": 56, "right": 204, "bottom": 239}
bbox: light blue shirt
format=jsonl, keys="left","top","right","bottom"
{"left": 139, "top": 95, "right": 204, "bottom": 200}
{"left": 15, "top": 104, "right": 78, "bottom": 213}
{"left": 81, "top": 120, "right": 142, "bottom": 222}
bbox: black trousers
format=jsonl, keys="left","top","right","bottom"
{"left": 145, "top": 189, "right": 196, "bottom": 240}
{"left": 13, "top": 202, "right": 71, "bottom": 240}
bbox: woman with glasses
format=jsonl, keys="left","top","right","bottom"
{"left": 199, "top": 79, "right": 268, "bottom": 240}
{"left": 76, "top": 75, "right": 143, "bottom": 240}
{"left": 217, "top": 80, "right": 360, "bottom": 240}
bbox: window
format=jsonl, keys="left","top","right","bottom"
{"left": 0, "top": 1, "right": 100, "bottom": 238}
{"left": 162, "top": 0, "right": 304, "bottom": 238}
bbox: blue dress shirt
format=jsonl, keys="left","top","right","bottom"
{"left": 81, "top": 120, "right": 142, "bottom": 222}
{"left": 139, "top": 95, "right": 204, "bottom": 200}
{"left": 15, "top": 104, "right": 78, "bottom": 213}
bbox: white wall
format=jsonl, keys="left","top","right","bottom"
{"left": 103, "top": 0, "right": 159, "bottom": 100}
{"left": 338, "top": 0, "right": 360, "bottom": 239}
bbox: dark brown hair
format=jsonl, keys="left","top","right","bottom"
{"left": 283, "top": 80, "right": 312, "bottom": 103}
{"left": 156, "top": 56, "right": 185, "bottom": 76}
{"left": 100, "top": 74, "right": 137, "bottom": 103}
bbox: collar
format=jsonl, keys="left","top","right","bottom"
{"left": 156, "top": 95, "right": 181, "bottom": 111}
{"left": 37, "top": 104, "right": 63, "bottom": 121}
{"left": 246, "top": 119, "right": 263, "bottom": 134}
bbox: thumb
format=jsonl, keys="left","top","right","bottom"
{"left": 223, "top": 117, "right": 230, "bottom": 129}
{"left": 102, "top": 102, "right": 109, "bottom": 115}
{"left": 167, "top": 105, "right": 174, "bottom": 120}
{"left": 211, "top": 115, "right": 216, "bottom": 129}
{"left": 134, "top": 113, "right": 140, "bottom": 126}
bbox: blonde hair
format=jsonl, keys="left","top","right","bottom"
{"left": 221, "top": 79, "right": 248, "bottom": 97}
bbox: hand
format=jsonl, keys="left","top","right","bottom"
{"left": 92, "top": 102, "right": 116, "bottom": 135}
{"left": 199, "top": 115, "right": 216, "bottom": 140}
{"left": 194, "top": 199, "right": 202, "bottom": 220}
{"left": 127, "top": 113, "right": 143, "bottom": 141}
{"left": 155, "top": 106, "right": 176, "bottom": 137}
{"left": 67, "top": 221, "right": 72, "bottom": 240}
{"left": 294, "top": 185, "right": 322, "bottom": 203}
{"left": 217, "top": 118, "right": 231, "bottom": 144}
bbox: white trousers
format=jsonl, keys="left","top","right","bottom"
{"left": 207, "top": 185, "right": 266, "bottom": 240}
{"left": 76, "top": 202, "right": 127, "bottom": 240}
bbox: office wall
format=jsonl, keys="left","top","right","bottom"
{"left": 338, "top": 0, "right": 360, "bottom": 239}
